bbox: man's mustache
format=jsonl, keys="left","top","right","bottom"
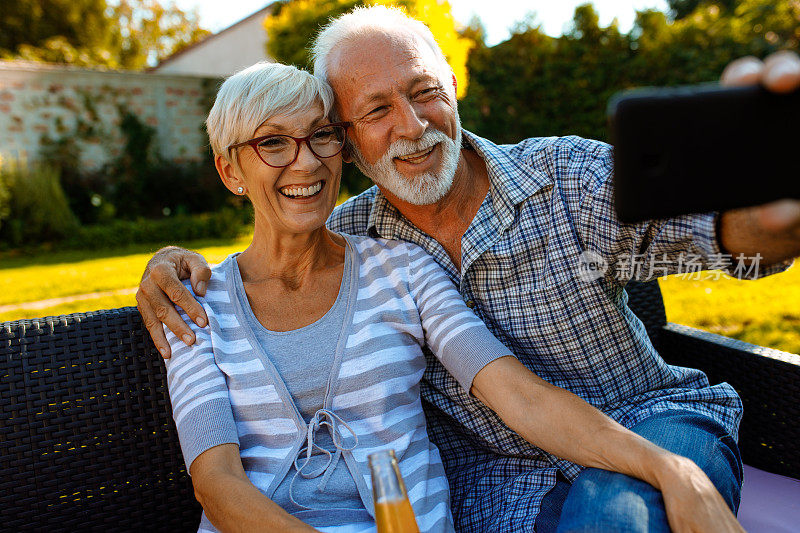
{"left": 383, "top": 129, "right": 449, "bottom": 160}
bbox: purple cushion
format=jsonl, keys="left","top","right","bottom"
{"left": 738, "top": 464, "right": 800, "bottom": 532}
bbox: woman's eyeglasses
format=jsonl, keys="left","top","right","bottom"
{"left": 228, "top": 122, "right": 351, "bottom": 168}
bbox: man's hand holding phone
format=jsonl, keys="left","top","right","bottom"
{"left": 718, "top": 51, "right": 800, "bottom": 263}
{"left": 611, "top": 50, "right": 800, "bottom": 265}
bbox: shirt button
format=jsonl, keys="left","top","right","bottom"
{"left": 465, "top": 300, "right": 476, "bottom": 309}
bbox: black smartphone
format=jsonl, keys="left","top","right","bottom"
{"left": 608, "top": 83, "right": 800, "bottom": 223}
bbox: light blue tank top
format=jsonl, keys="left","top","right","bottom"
{"left": 233, "top": 248, "right": 367, "bottom": 521}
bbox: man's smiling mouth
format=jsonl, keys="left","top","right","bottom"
{"left": 395, "top": 144, "right": 437, "bottom": 164}
{"left": 279, "top": 180, "right": 325, "bottom": 199}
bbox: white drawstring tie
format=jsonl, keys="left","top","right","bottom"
{"left": 289, "top": 408, "right": 358, "bottom": 509}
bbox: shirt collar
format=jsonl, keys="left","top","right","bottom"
{"left": 462, "top": 130, "right": 552, "bottom": 221}
{"left": 366, "top": 129, "right": 552, "bottom": 238}
{"left": 366, "top": 186, "right": 403, "bottom": 240}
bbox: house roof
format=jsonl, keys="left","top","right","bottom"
{"left": 0, "top": 58, "right": 215, "bottom": 79}
{"left": 149, "top": 3, "right": 276, "bottom": 71}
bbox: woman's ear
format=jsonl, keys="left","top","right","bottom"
{"left": 215, "top": 154, "right": 245, "bottom": 195}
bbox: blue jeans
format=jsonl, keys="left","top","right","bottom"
{"left": 536, "top": 410, "right": 743, "bottom": 533}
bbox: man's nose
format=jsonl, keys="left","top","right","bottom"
{"left": 393, "top": 99, "right": 428, "bottom": 140}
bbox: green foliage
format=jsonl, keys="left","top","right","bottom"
{"left": 105, "top": 110, "right": 159, "bottom": 213}
{"left": 3, "top": 109, "right": 237, "bottom": 249}
{"left": 119, "top": 158, "right": 235, "bottom": 220}
{"left": 460, "top": 0, "right": 800, "bottom": 144}
{"left": 265, "top": 0, "right": 360, "bottom": 69}
{"left": 461, "top": 4, "right": 632, "bottom": 143}
{"left": 0, "top": 0, "right": 210, "bottom": 70}
{"left": 106, "top": 112, "right": 233, "bottom": 220}
{"left": 43, "top": 109, "right": 233, "bottom": 224}
{"left": 632, "top": 0, "right": 799, "bottom": 85}
{"left": 0, "top": 157, "right": 79, "bottom": 247}
{"left": 62, "top": 209, "right": 248, "bottom": 249}
{"left": 668, "top": 0, "right": 740, "bottom": 20}
{"left": 0, "top": 0, "right": 110, "bottom": 62}
{"left": 0, "top": 160, "right": 10, "bottom": 232}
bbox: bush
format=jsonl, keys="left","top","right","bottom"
{"left": 45, "top": 111, "right": 233, "bottom": 225}
{"left": 113, "top": 157, "right": 233, "bottom": 220}
{"left": 0, "top": 157, "right": 10, "bottom": 232}
{"left": 0, "top": 156, "right": 79, "bottom": 247}
{"left": 62, "top": 208, "right": 249, "bottom": 249}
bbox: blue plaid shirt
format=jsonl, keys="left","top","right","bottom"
{"left": 327, "top": 131, "right": 779, "bottom": 532}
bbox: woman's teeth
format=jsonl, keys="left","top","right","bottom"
{"left": 280, "top": 181, "right": 323, "bottom": 198}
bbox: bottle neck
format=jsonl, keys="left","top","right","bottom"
{"left": 368, "top": 451, "right": 408, "bottom": 503}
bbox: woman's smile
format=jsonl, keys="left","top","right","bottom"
{"left": 278, "top": 180, "right": 326, "bottom": 200}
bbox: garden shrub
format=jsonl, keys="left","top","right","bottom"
{"left": 63, "top": 208, "right": 248, "bottom": 249}
{"left": 44, "top": 111, "right": 232, "bottom": 225}
{"left": 0, "top": 157, "right": 79, "bottom": 247}
{"left": 114, "top": 157, "right": 233, "bottom": 219}
{"left": 0, "top": 156, "right": 10, "bottom": 232}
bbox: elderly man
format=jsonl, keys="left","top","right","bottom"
{"left": 137, "top": 6, "right": 800, "bottom": 532}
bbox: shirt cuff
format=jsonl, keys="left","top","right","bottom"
{"left": 694, "top": 212, "right": 794, "bottom": 279}
{"left": 439, "top": 326, "right": 514, "bottom": 394}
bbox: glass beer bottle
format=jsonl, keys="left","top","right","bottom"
{"left": 368, "top": 449, "right": 420, "bottom": 533}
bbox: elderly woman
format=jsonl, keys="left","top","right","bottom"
{"left": 164, "top": 61, "right": 742, "bottom": 533}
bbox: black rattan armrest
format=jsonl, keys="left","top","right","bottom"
{"left": 658, "top": 323, "right": 800, "bottom": 479}
{"left": 0, "top": 308, "right": 201, "bottom": 532}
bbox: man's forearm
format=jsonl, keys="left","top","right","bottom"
{"left": 473, "top": 357, "right": 675, "bottom": 487}
{"left": 506, "top": 377, "right": 672, "bottom": 486}
{"left": 719, "top": 204, "right": 800, "bottom": 266}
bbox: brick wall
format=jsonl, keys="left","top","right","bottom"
{"left": 0, "top": 60, "right": 220, "bottom": 170}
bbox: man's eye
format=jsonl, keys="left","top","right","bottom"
{"left": 415, "top": 88, "right": 439, "bottom": 100}
{"left": 368, "top": 105, "right": 388, "bottom": 116}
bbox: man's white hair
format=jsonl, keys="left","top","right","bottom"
{"left": 206, "top": 61, "right": 334, "bottom": 160}
{"left": 312, "top": 5, "right": 449, "bottom": 85}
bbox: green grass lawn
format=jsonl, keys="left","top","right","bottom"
{"left": 0, "top": 234, "right": 254, "bottom": 321}
{"left": 2, "top": 240, "right": 797, "bottom": 354}
{"left": 658, "top": 262, "right": 799, "bottom": 354}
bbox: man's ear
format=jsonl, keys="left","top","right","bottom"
{"left": 452, "top": 73, "right": 458, "bottom": 95}
{"left": 214, "top": 154, "right": 244, "bottom": 195}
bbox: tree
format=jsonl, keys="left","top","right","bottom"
{"left": 461, "top": 3, "right": 631, "bottom": 143}
{"left": 632, "top": 0, "right": 800, "bottom": 85}
{"left": 0, "top": 0, "right": 210, "bottom": 70}
{"left": 110, "top": 0, "right": 212, "bottom": 70}
{"left": 264, "top": 0, "right": 473, "bottom": 98}
{"left": 264, "top": 0, "right": 360, "bottom": 70}
{"left": 460, "top": 0, "right": 799, "bottom": 145}
{"left": 667, "top": 0, "right": 740, "bottom": 20}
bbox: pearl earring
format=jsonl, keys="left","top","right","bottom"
{"left": 236, "top": 186, "right": 244, "bottom": 194}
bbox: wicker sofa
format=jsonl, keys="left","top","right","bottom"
{"left": 1, "top": 281, "right": 798, "bottom": 532}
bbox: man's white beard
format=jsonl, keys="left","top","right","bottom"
{"left": 350, "top": 126, "right": 462, "bottom": 206}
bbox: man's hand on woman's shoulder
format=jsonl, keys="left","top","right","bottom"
{"left": 136, "top": 246, "right": 211, "bottom": 359}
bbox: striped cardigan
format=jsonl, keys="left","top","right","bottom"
{"left": 164, "top": 234, "right": 512, "bottom": 533}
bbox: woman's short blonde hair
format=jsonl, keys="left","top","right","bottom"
{"left": 205, "top": 61, "right": 334, "bottom": 160}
